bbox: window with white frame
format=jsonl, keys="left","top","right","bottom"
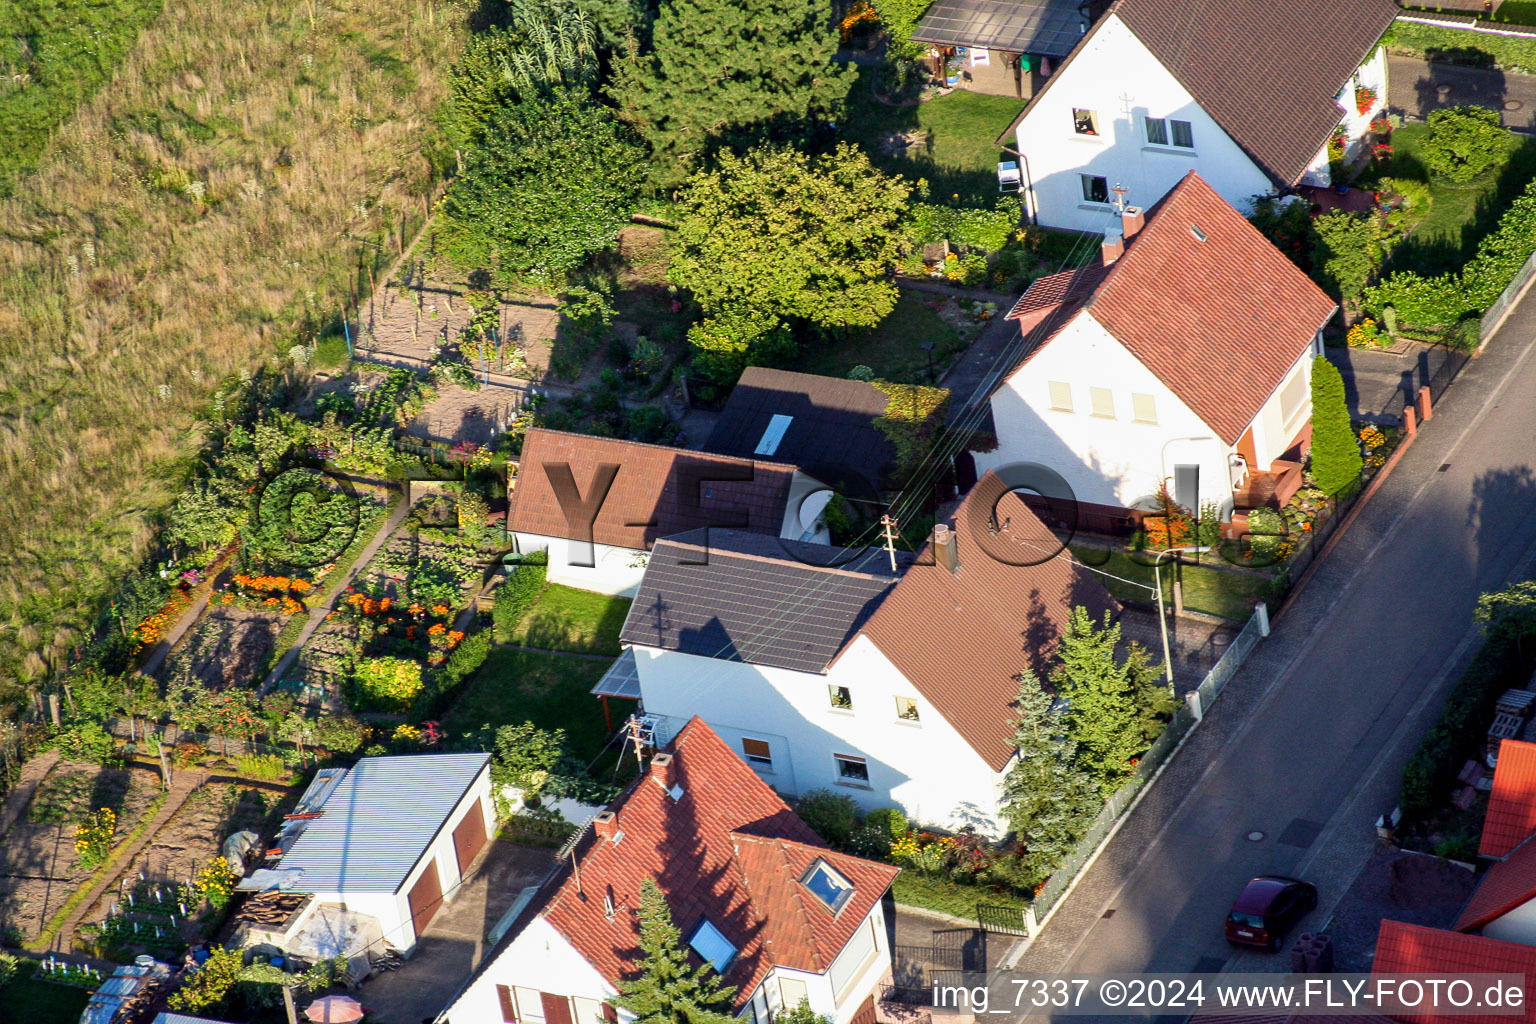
{"left": 779, "top": 978, "right": 809, "bottom": 1016}
{"left": 834, "top": 753, "right": 870, "bottom": 785}
{"left": 1089, "top": 386, "right": 1115, "bottom": 418}
{"left": 1280, "top": 368, "right": 1308, "bottom": 423}
{"left": 573, "top": 997, "right": 607, "bottom": 1024}
{"left": 1080, "top": 174, "right": 1109, "bottom": 203}
{"left": 1048, "top": 380, "right": 1073, "bottom": 412}
{"left": 515, "top": 988, "right": 546, "bottom": 1021}
{"left": 828, "top": 684, "right": 853, "bottom": 711}
{"left": 741, "top": 737, "right": 773, "bottom": 769}
{"left": 1072, "top": 108, "right": 1099, "bottom": 135}
{"left": 895, "top": 696, "right": 920, "bottom": 722}
{"left": 689, "top": 920, "right": 738, "bottom": 972}
{"left": 1131, "top": 393, "right": 1157, "bottom": 424}
{"left": 1146, "top": 117, "right": 1194, "bottom": 148}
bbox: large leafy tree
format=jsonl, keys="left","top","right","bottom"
{"left": 1312, "top": 211, "right": 1381, "bottom": 309}
{"left": 612, "top": 878, "right": 736, "bottom": 1024}
{"left": 1308, "top": 355, "right": 1361, "bottom": 496}
{"left": 609, "top": 0, "right": 856, "bottom": 189}
{"left": 670, "top": 144, "right": 909, "bottom": 373}
{"left": 1422, "top": 105, "right": 1506, "bottom": 184}
{"left": 445, "top": 94, "right": 643, "bottom": 281}
{"left": 1053, "top": 607, "right": 1159, "bottom": 792}
{"left": 1001, "top": 670, "right": 1101, "bottom": 878}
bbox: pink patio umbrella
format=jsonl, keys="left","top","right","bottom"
{"left": 305, "top": 994, "right": 366, "bottom": 1023}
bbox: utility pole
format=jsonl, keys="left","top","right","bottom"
{"left": 880, "top": 514, "right": 900, "bottom": 572}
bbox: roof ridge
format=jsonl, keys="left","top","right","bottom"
{"left": 524, "top": 426, "right": 776, "bottom": 469}
{"left": 651, "top": 536, "right": 903, "bottom": 582}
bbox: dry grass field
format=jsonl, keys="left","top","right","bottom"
{"left": 0, "top": 0, "right": 464, "bottom": 693}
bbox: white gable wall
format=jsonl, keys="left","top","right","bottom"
{"left": 515, "top": 534, "right": 648, "bottom": 597}
{"left": 631, "top": 636, "right": 1007, "bottom": 835}
{"left": 1479, "top": 898, "right": 1536, "bottom": 947}
{"left": 447, "top": 915, "right": 626, "bottom": 1024}
{"left": 1248, "top": 346, "right": 1318, "bottom": 469}
{"left": 976, "top": 310, "right": 1233, "bottom": 514}
{"left": 1012, "top": 14, "right": 1274, "bottom": 232}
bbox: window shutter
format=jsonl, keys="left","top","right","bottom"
{"left": 603, "top": 1005, "right": 618, "bottom": 1023}
{"left": 498, "top": 985, "right": 518, "bottom": 1023}
{"left": 1048, "top": 381, "right": 1073, "bottom": 411}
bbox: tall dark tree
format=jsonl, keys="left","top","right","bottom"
{"left": 1308, "top": 355, "right": 1361, "bottom": 496}
{"left": 1001, "top": 669, "right": 1100, "bottom": 878}
{"left": 1053, "top": 607, "right": 1157, "bottom": 792}
{"left": 444, "top": 94, "right": 643, "bottom": 282}
{"left": 609, "top": 0, "right": 856, "bottom": 189}
{"left": 612, "top": 878, "right": 736, "bottom": 1024}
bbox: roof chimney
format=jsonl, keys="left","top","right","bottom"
{"left": 650, "top": 753, "right": 683, "bottom": 799}
{"left": 1101, "top": 230, "right": 1124, "bottom": 266}
{"left": 933, "top": 523, "right": 960, "bottom": 575}
{"left": 593, "top": 811, "right": 618, "bottom": 840}
{"left": 1121, "top": 205, "right": 1144, "bottom": 241}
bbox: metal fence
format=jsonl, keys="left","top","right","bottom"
{"left": 1029, "top": 602, "right": 1270, "bottom": 919}
{"left": 977, "top": 904, "right": 1029, "bottom": 936}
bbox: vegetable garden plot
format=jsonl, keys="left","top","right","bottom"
{"left": 157, "top": 609, "right": 284, "bottom": 691}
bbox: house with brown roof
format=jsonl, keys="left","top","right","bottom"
{"left": 615, "top": 471, "right": 1117, "bottom": 835}
{"left": 442, "top": 718, "right": 900, "bottom": 1024}
{"left": 975, "top": 172, "right": 1336, "bottom": 531}
{"left": 509, "top": 428, "right": 827, "bottom": 597}
{"left": 1438, "top": 738, "right": 1536, "bottom": 945}
{"left": 996, "top": 0, "right": 1397, "bottom": 231}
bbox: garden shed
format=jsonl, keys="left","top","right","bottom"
{"left": 236, "top": 753, "right": 493, "bottom": 955}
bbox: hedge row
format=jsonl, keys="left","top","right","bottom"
{"left": 493, "top": 562, "right": 548, "bottom": 640}
{"left": 1400, "top": 619, "right": 1536, "bottom": 819}
{"left": 1364, "top": 173, "right": 1536, "bottom": 330}
{"left": 1386, "top": 20, "right": 1536, "bottom": 73}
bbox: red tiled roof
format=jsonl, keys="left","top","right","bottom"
{"left": 1456, "top": 836, "right": 1536, "bottom": 932}
{"left": 853, "top": 471, "right": 1120, "bottom": 770}
{"left": 1481, "top": 739, "right": 1536, "bottom": 859}
{"left": 539, "top": 718, "right": 899, "bottom": 1010}
{"left": 508, "top": 428, "right": 796, "bottom": 550}
{"left": 998, "top": 173, "right": 1337, "bottom": 445}
{"left": 1373, "top": 920, "right": 1536, "bottom": 1024}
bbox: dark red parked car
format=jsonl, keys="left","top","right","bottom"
{"left": 1225, "top": 876, "right": 1318, "bottom": 950}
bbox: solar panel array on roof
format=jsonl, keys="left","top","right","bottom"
{"left": 272, "top": 753, "right": 489, "bottom": 893}
{"left": 911, "top": 0, "right": 1087, "bottom": 56}
{"left": 620, "top": 530, "right": 906, "bottom": 674}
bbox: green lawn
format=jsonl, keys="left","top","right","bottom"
{"left": 1375, "top": 124, "right": 1536, "bottom": 278}
{"left": 842, "top": 68, "right": 1024, "bottom": 202}
{"left": 790, "top": 292, "right": 962, "bottom": 384}
{"left": 443, "top": 648, "right": 614, "bottom": 763}
{"left": 891, "top": 871, "right": 1031, "bottom": 917}
{"left": 3, "top": 977, "right": 92, "bottom": 1024}
{"left": 1069, "top": 546, "right": 1276, "bottom": 622}
{"left": 500, "top": 584, "right": 631, "bottom": 656}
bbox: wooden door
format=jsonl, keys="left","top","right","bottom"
{"left": 542, "top": 993, "right": 575, "bottom": 1024}
{"left": 407, "top": 860, "right": 443, "bottom": 939}
{"left": 454, "top": 800, "right": 488, "bottom": 874}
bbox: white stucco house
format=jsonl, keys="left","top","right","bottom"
{"left": 443, "top": 718, "right": 900, "bottom": 1024}
{"left": 610, "top": 473, "right": 1117, "bottom": 836}
{"left": 973, "top": 172, "right": 1337, "bottom": 533}
{"left": 509, "top": 428, "right": 831, "bottom": 597}
{"left": 235, "top": 753, "right": 493, "bottom": 956}
{"left": 997, "top": 0, "right": 1398, "bottom": 231}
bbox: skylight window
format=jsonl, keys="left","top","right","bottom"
{"left": 754, "top": 414, "right": 794, "bottom": 456}
{"left": 1190, "top": 225, "right": 1207, "bottom": 242}
{"left": 801, "top": 858, "right": 854, "bottom": 913}
{"left": 689, "top": 920, "right": 737, "bottom": 972}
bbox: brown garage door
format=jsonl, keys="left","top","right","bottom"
{"left": 407, "top": 860, "right": 443, "bottom": 939}
{"left": 453, "top": 800, "right": 488, "bottom": 874}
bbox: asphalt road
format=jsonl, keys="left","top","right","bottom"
{"left": 1013, "top": 297, "right": 1536, "bottom": 981}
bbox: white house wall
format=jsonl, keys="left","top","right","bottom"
{"left": 1248, "top": 347, "right": 1317, "bottom": 468}
{"left": 631, "top": 636, "right": 1007, "bottom": 834}
{"left": 1480, "top": 899, "right": 1536, "bottom": 947}
{"left": 515, "top": 533, "right": 648, "bottom": 597}
{"left": 447, "top": 915, "right": 627, "bottom": 1024}
{"left": 1012, "top": 14, "right": 1274, "bottom": 232}
{"left": 976, "top": 310, "right": 1232, "bottom": 515}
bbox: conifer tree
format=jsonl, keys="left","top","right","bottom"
{"left": 612, "top": 878, "right": 736, "bottom": 1024}
{"left": 1053, "top": 607, "right": 1146, "bottom": 792}
{"left": 1308, "top": 355, "right": 1362, "bottom": 496}
{"left": 609, "top": 0, "right": 856, "bottom": 189}
{"left": 1001, "top": 669, "right": 1100, "bottom": 877}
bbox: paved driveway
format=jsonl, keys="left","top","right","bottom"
{"left": 1012, "top": 262, "right": 1536, "bottom": 981}
{"left": 1388, "top": 53, "right": 1536, "bottom": 132}
{"left": 1326, "top": 341, "right": 1465, "bottom": 423}
{"left": 362, "top": 839, "right": 556, "bottom": 1024}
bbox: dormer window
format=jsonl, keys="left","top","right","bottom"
{"left": 689, "top": 919, "right": 737, "bottom": 972}
{"left": 801, "top": 858, "right": 854, "bottom": 913}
